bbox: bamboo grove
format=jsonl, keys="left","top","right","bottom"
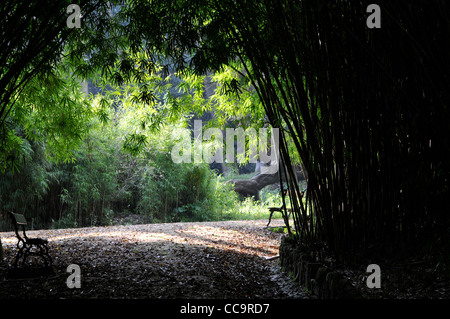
{"left": 160, "top": 0, "right": 450, "bottom": 262}
{"left": 226, "top": 0, "right": 450, "bottom": 262}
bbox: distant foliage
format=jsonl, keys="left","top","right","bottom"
{"left": 0, "top": 101, "right": 276, "bottom": 230}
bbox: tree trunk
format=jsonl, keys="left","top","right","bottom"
{"left": 227, "top": 172, "right": 278, "bottom": 200}
{"left": 228, "top": 164, "right": 305, "bottom": 200}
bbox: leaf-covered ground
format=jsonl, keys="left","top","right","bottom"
{"left": 0, "top": 219, "right": 309, "bottom": 299}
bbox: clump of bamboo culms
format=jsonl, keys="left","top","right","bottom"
{"left": 224, "top": 0, "right": 450, "bottom": 263}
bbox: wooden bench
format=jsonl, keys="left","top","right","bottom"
{"left": 267, "top": 205, "right": 292, "bottom": 228}
{"left": 266, "top": 187, "right": 306, "bottom": 228}
{"left": 267, "top": 188, "right": 292, "bottom": 228}
{"left": 8, "top": 212, "right": 52, "bottom": 268}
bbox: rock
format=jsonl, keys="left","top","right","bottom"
{"left": 279, "top": 237, "right": 362, "bottom": 299}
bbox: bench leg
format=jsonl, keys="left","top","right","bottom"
{"left": 13, "top": 243, "right": 52, "bottom": 268}
{"left": 13, "top": 247, "right": 24, "bottom": 268}
{"left": 21, "top": 244, "right": 33, "bottom": 267}
{"left": 39, "top": 244, "right": 52, "bottom": 267}
{"left": 267, "top": 210, "right": 275, "bottom": 227}
{"left": 13, "top": 245, "right": 30, "bottom": 268}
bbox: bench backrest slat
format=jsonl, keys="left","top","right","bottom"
{"left": 10, "top": 212, "right": 27, "bottom": 225}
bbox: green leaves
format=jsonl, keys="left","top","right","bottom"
{"left": 130, "top": 83, "right": 157, "bottom": 107}
{"left": 123, "top": 133, "right": 148, "bottom": 157}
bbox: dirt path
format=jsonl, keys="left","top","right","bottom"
{"left": 0, "top": 219, "right": 309, "bottom": 299}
